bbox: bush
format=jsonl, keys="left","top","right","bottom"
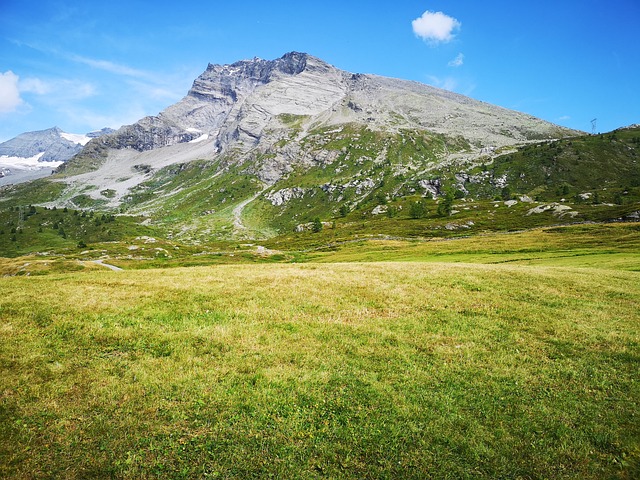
{"left": 409, "top": 200, "right": 427, "bottom": 219}
{"left": 437, "top": 190, "right": 455, "bottom": 217}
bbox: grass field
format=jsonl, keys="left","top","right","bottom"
{"left": 1, "top": 224, "right": 639, "bottom": 478}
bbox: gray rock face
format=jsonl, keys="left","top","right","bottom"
{"left": 97, "top": 118, "right": 198, "bottom": 152}
{"left": 93, "top": 51, "right": 579, "bottom": 159}
{"left": 97, "top": 52, "right": 332, "bottom": 153}
{"left": 418, "top": 179, "right": 441, "bottom": 199}
{"left": 265, "top": 187, "right": 306, "bottom": 206}
{"left": 60, "top": 51, "right": 582, "bottom": 203}
{"left": 87, "top": 128, "right": 116, "bottom": 138}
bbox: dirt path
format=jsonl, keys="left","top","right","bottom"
{"left": 233, "top": 187, "right": 268, "bottom": 232}
{"left": 91, "top": 259, "right": 124, "bottom": 271}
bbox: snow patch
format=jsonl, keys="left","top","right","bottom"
{"left": 0, "top": 152, "right": 64, "bottom": 170}
{"left": 189, "top": 133, "right": 209, "bottom": 143}
{"left": 60, "top": 132, "right": 92, "bottom": 146}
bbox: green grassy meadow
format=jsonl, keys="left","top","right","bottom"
{"left": 1, "top": 224, "right": 639, "bottom": 478}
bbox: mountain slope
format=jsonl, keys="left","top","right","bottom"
{"left": 5, "top": 52, "right": 637, "bottom": 250}
{"left": 49, "top": 53, "right": 579, "bottom": 225}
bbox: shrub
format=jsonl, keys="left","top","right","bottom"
{"left": 437, "top": 190, "right": 455, "bottom": 217}
{"left": 409, "top": 200, "right": 427, "bottom": 219}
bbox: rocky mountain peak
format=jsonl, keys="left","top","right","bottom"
{"left": 0, "top": 126, "right": 112, "bottom": 185}
{"left": 203, "top": 51, "right": 310, "bottom": 80}
{"left": 99, "top": 52, "right": 342, "bottom": 155}
{"left": 190, "top": 51, "right": 313, "bottom": 101}
{"left": 0, "top": 127, "right": 78, "bottom": 161}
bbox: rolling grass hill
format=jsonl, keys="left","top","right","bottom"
{"left": 1, "top": 179, "right": 639, "bottom": 479}
{"left": 487, "top": 126, "right": 640, "bottom": 202}
{"left": 1, "top": 244, "right": 638, "bottom": 478}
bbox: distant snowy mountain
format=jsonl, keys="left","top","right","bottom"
{"left": 0, "top": 126, "right": 114, "bottom": 185}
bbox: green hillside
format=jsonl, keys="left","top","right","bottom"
{"left": 105, "top": 126, "right": 640, "bottom": 242}
{"left": 0, "top": 127, "right": 638, "bottom": 259}
{"left": 487, "top": 126, "right": 640, "bottom": 202}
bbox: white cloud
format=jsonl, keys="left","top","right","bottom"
{"left": 558, "top": 115, "right": 571, "bottom": 121}
{"left": 19, "top": 77, "right": 53, "bottom": 95}
{"left": 448, "top": 53, "right": 464, "bottom": 67}
{"left": 412, "top": 10, "right": 461, "bottom": 44}
{"left": 0, "top": 71, "right": 24, "bottom": 113}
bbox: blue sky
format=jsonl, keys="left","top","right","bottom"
{"left": 1, "top": 0, "right": 638, "bottom": 142}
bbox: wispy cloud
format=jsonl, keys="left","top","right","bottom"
{"left": 65, "top": 53, "right": 189, "bottom": 103}
{"left": 19, "top": 77, "right": 52, "bottom": 95}
{"left": 19, "top": 77, "right": 96, "bottom": 102}
{"left": 126, "top": 79, "right": 185, "bottom": 103}
{"left": 69, "top": 54, "right": 149, "bottom": 78}
{"left": 412, "top": 10, "right": 461, "bottom": 44}
{"left": 55, "top": 103, "right": 149, "bottom": 131}
{"left": 448, "top": 53, "right": 464, "bottom": 68}
{"left": 13, "top": 41, "right": 159, "bottom": 82}
{"left": 558, "top": 115, "right": 571, "bottom": 121}
{"left": 0, "top": 71, "right": 24, "bottom": 113}
{"left": 4, "top": 41, "right": 196, "bottom": 133}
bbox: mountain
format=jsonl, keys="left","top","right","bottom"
{"left": 3, "top": 52, "right": 638, "bottom": 249}
{"left": 0, "top": 127, "right": 114, "bottom": 186}
{"left": 61, "top": 52, "right": 577, "bottom": 182}
{"left": 53, "top": 54, "right": 576, "bottom": 223}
